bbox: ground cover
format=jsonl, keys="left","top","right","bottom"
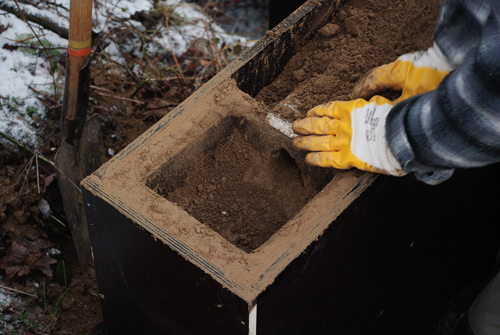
{"left": 0, "top": 0, "right": 255, "bottom": 333}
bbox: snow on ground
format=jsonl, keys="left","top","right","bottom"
{"left": 0, "top": 10, "right": 67, "bottom": 147}
{"left": 0, "top": 284, "right": 24, "bottom": 330}
{"left": 0, "top": 289, "right": 13, "bottom": 309}
{"left": 0, "top": 283, "right": 35, "bottom": 333}
{"left": 0, "top": 0, "right": 249, "bottom": 148}
{"left": 154, "top": 1, "right": 248, "bottom": 56}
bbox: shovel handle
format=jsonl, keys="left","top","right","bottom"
{"left": 64, "top": 0, "right": 92, "bottom": 122}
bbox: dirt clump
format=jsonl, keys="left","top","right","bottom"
{"left": 344, "top": 15, "right": 366, "bottom": 36}
{"left": 318, "top": 23, "right": 341, "bottom": 38}
{"left": 256, "top": 0, "right": 440, "bottom": 120}
{"left": 160, "top": 0, "right": 441, "bottom": 253}
{"left": 163, "top": 126, "right": 317, "bottom": 253}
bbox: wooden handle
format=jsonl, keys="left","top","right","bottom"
{"left": 68, "top": 0, "right": 92, "bottom": 53}
{"left": 65, "top": 0, "right": 92, "bottom": 121}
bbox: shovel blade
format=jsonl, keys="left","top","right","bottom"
{"left": 56, "top": 116, "right": 105, "bottom": 271}
{"left": 56, "top": 141, "right": 90, "bottom": 268}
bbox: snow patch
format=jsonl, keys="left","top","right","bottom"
{"left": 39, "top": 198, "right": 51, "bottom": 218}
{"left": 0, "top": 291, "right": 13, "bottom": 309}
{"left": 0, "top": 0, "right": 248, "bottom": 147}
{"left": 0, "top": 10, "right": 66, "bottom": 147}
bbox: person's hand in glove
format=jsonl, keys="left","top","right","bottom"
{"left": 350, "top": 43, "right": 454, "bottom": 102}
{"left": 292, "top": 96, "right": 406, "bottom": 176}
{"left": 292, "top": 43, "right": 455, "bottom": 175}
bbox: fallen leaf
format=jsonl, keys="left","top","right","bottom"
{"left": 43, "top": 173, "right": 57, "bottom": 193}
{"left": 24, "top": 252, "right": 42, "bottom": 266}
{"left": 33, "top": 256, "right": 57, "bottom": 277}
{"left": 200, "top": 59, "right": 211, "bottom": 67}
{"left": 2, "top": 241, "right": 30, "bottom": 263}
{"left": 0, "top": 235, "right": 55, "bottom": 278}
{"left": 23, "top": 238, "right": 51, "bottom": 253}
{"left": 2, "top": 43, "right": 18, "bottom": 51}
{"left": 17, "top": 265, "right": 31, "bottom": 277}
{"left": 3, "top": 264, "right": 22, "bottom": 277}
{"left": 0, "top": 24, "right": 11, "bottom": 34}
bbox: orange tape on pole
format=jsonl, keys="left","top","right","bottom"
{"left": 68, "top": 47, "right": 92, "bottom": 57}
{"left": 68, "top": 39, "right": 91, "bottom": 57}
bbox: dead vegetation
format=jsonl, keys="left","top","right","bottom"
{"left": 0, "top": 0, "right": 252, "bottom": 333}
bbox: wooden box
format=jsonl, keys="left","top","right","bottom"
{"left": 82, "top": 1, "right": 500, "bottom": 333}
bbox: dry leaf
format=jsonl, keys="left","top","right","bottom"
{"left": 2, "top": 43, "right": 18, "bottom": 51}
{"left": 3, "top": 264, "right": 22, "bottom": 277}
{"left": 43, "top": 173, "right": 57, "bottom": 193}
{"left": 33, "top": 256, "right": 57, "bottom": 277}
{"left": 17, "top": 265, "right": 31, "bottom": 277}
{"left": 199, "top": 59, "right": 211, "bottom": 67}
{"left": 0, "top": 235, "right": 56, "bottom": 278}
{"left": 2, "top": 241, "right": 29, "bottom": 263}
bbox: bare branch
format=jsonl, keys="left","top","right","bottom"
{"left": 12, "top": 0, "right": 57, "bottom": 97}
{"left": 0, "top": 1, "right": 69, "bottom": 39}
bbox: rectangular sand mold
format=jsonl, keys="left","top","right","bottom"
{"left": 146, "top": 114, "right": 335, "bottom": 253}
{"left": 82, "top": 0, "right": 500, "bottom": 334}
{"left": 81, "top": 76, "right": 373, "bottom": 334}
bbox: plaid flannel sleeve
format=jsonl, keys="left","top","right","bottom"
{"left": 385, "top": 0, "right": 500, "bottom": 184}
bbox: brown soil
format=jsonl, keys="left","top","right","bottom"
{"left": 256, "top": 0, "right": 440, "bottom": 120}
{"left": 163, "top": 126, "right": 317, "bottom": 253}
{"left": 157, "top": 0, "right": 440, "bottom": 254}
{"left": 90, "top": 62, "right": 178, "bottom": 155}
{"left": 0, "top": 157, "right": 102, "bottom": 334}
{"left": 0, "top": 0, "right": 442, "bottom": 333}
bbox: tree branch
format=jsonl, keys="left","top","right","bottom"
{"left": 0, "top": 0, "right": 69, "bottom": 39}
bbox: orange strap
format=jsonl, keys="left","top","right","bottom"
{"left": 68, "top": 47, "right": 92, "bottom": 57}
{"left": 68, "top": 39, "right": 92, "bottom": 57}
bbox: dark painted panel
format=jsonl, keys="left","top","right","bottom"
{"left": 257, "top": 164, "right": 500, "bottom": 335}
{"left": 269, "top": 0, "right": 306, "bottom": 29}
{"left": 83, "top": 189, "right": 249, "bottom": 335}
{"left": 232, "top": 0, "right": 345, "bottom": 97}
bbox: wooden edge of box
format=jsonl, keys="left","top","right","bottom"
{"left": 81, "top": 0, "right": 358, "bottom": 303}
{"left": 87, "top": 0, "right": 325, "bottom": 181}
{"left": 82, "top": 170, "right": 377, "bottom": 303}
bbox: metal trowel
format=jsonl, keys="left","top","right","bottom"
{"left": 266, "top": 93, "right": 303, "bottom": 138}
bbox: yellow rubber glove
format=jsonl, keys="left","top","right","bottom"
{"left": 292, "top": 96, "right": 406, "bottom": 176}
{"left": 351, "top": 43, "right": 454, "bottom": 102}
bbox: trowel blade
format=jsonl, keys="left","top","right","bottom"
{"left": 265, "top": 113, "right": 297, "bottom": 139}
